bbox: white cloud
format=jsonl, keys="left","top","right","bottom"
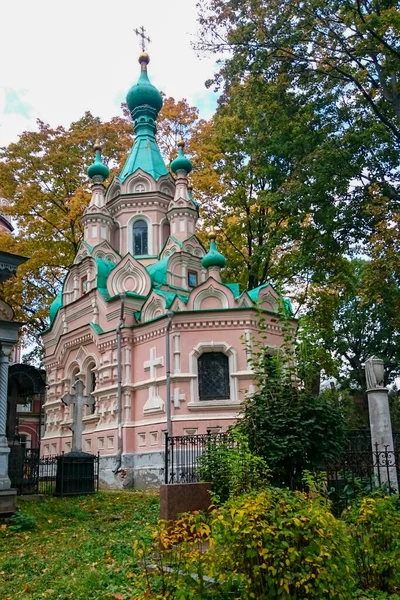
{"left": 0, "top": 0, "right": 219, "bottom": 146}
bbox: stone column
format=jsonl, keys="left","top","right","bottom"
{"left": 0, "top": 344, "right": 12, "bottom": 490}
{"left": 0, "top": 343, "right": 16, "bottom": 515}
{"left": 366, "top": 356, "right": 398, "bottom": 492}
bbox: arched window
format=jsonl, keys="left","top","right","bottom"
{"left": 198, "top": 352, "right": 230, "bottom": 401}
{"left": 162, "top": 221, "right": 170, "bottom": 247}
{"left": 86, "top": 363, "right": 96, "bottom": 415}
{"left": 133, "top": 219, "right": 148, "bottom": 256}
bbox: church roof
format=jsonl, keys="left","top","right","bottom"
{"left": 118, "top": 53, "right": 168, "bottom": 183}
{"left": 154, "top": 289, "right": 188, "bottom": 308}
{"left": 146, "top": 256, "right": 169, "bottom": 287}
{"left": 49, "top": 291, "right": 62, "bottom": 324}
{"left": 119, "top": 136, "right": 169, "bottom": 182}
{"left": 95, "top": 257, "right": 115, "bottom": 299}
{"left": 224, "top": 283, "right": 240, "bottom": 298}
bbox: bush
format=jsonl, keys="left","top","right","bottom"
{"left": 210, "top": 488, "right": 355, "bottom": 599}
{"left": 133, "top": 487, "right": 356, "bottom": 599}
{"left": 8, "top": 511, "right": 37, "bottom": 532}
{"left": 344, "top": 495, "right": 400, "bottom": 593}
{"left": 196, "top": 429, "right": 269, "bottom": 503}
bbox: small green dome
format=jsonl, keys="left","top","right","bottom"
{"left": 202, "top": 239, "right": 227, "bottom": 269}
{"left": 126, "top": 54, "right": 163, "bottom": 116}
{"left": 49, "top": 291, "right": 62, "bottom": 324}
{"left": 170, "top": 139, "right": 192, "bottom": 174}
{"left": 87, "top": 143, "right": 110, "bottom": 181}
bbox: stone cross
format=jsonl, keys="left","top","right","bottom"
{"left": 134, "top": 25, "right": 151, "bottom": 52}
{"left": 143, "top": 347, "right": 164, "bottom": 413}
{"left": 62, "top": 379, "right": 94, "bottom": 453}
{"left": 173, "top": 387, "right": 185, "bottom": 409}
{"left": 144, "top": 347, "right": 163, "bottom": 381}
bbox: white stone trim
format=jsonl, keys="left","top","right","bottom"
{"left": 127, "top": 213, "right": 153, "bottom": 256}
{"left": 189, "top": 342, "right": 238, "bottom": 405}
{"left": 193, "top": 285, "right": 229, "bottom": 310}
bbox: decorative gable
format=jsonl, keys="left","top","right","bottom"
{"left": 187, "top": 278, "right": 236, "bottom": 311}
{"left": 160, "top": 235, "right": 182, "bottom": 259}
{"left": 106, "top": 254, "right": 151, "bottom": 297}
{"left": 182, "top": 235, "right": 206, "bottom": 258}
{"left": 91, "top": 241, "right": 119, "bottom": 264}
{"left": 237, "top": 291, "right": 253, "bottom": 308}
{"left": 63, "top": 256, "right": 97, "bottom": 305}
{"left": 141, "top": 292, "right": 167, "bottom": 322}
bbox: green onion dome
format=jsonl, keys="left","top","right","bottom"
{"left": 126, "top": 53, "right": 163, "bottom": 116}
{"left": 202, "top": 229, "right": 227, "bottom": 269}
{"left": 170, "top": 138, "right": 193, "bottom": 174}
{"left": 87, "top": 141, "right": 110, "bottom": 181}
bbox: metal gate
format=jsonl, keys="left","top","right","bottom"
{"left": 9, "top": 447, "right": 40, "bottom": 494}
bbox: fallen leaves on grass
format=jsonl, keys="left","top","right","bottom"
{"left": 0, "top": 490, "right": 159, "bottom": 599}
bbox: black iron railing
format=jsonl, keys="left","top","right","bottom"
{"left": 9, "top": 447, "right": 40, "bottom": 494}
{"left": 9, "top": 449, "right": 100, "bottom": 496}
{"left": 326, "top": 444, "right": 399, "bottom": 502}
{"left": 164, "top": 431, "right": 235, "bottom": 484}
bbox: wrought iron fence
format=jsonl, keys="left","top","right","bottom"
{"left": 326, "top": 444, "right": 400, "bottom": 512}
{"left": 9, "top": 447, "right": 40, "bottom": 495}
{"left": 164, "top": 431, "right": 400, "bottom": 514}
{"left": 9, "top": 449, "right": 100, "bottom": 496}
{"left": 164, "top": 431, "right": 236, "bottom": 484}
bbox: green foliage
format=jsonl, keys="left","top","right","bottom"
{"left": 7, "top": 510, "right": 37, "bottom": 532}
{"left": 134, "top": 487, "right": 356, "bottom": 599}
{"left": 196, "top": 0, "right": 400, "bottom": 393}
{"left": 196, "top": 430, "right": 269, "bottom": 503}
{"left": 344, "top": 495, "right": 400, "bottom": 593}
{"left": 301, "top": 259, "right": 400, "bottom": 390}
{"left": 238, "top": 330, "right": 346, "bottom": 487}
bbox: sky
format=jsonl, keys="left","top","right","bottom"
{"left": 0, "top": 0, "right": 219, "bottom": 147}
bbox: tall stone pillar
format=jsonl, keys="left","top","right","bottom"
{"left": 0, "top": 343, "right": 17, "bottom": 513}
{"left": 366, "top": 356, "right": 398, "bottom": 492}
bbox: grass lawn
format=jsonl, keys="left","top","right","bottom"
{"left": 0, "top": 491, "right": 159, "bottom": 600}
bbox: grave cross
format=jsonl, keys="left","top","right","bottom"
{"left": 134, "top": 25, "right": 151, "bottom": 52}
{"left": 62, "top": 379, "right": 94, "bottom": 452}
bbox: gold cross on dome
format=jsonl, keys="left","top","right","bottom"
{"left": 134, "top": 26, "right": 151, "bottom": 52}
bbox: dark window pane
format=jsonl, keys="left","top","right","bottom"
{"left": 198, "top": 352, "right": 230, "bottom": 400}
{"left": 188, "top": 271, "right": 197, "bottom": 287}
{"left": 133, "top": 219, "right": 148, "bottom": 255}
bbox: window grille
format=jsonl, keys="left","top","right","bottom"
{"left": 133, "top": 219, "right": 148, "bottom": 255}
{"left": 198, "top": 352, "right": 230, "bottom": 400}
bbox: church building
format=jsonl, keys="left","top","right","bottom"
{"left": 41, "top": 51, "right": 294, "bottom": 487}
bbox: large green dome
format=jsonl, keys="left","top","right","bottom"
{"left": 126, "top": 53, "right": 163, "bottom": 116}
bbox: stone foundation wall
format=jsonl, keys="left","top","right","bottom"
{"left": 98, "top": 451, "right": 165, "bottom": 489}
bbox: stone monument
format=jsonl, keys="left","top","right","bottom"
{"left": 365, "top": 355, "right": 398, "bottom": 492}
{"left": 0, "top": 250, "right": 27, "bottom": 515}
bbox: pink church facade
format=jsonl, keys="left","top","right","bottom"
{"left": 41, "top": 52, "right": 294, "bottom": 487}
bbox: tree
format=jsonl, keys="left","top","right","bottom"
{"left": 197, "top": 0, "right": 400, "bottom": 144}
{"left": 191, "top": 69, "right": 365, "bottom": 293}
{"left": 195, "top": 0, "right": 400, "bottom": 296}
{"left": 302, "top": 259, "right": 400, "bottom": 390}
{"left": 0, "top": 98, "right": 202, "bottom": 339}
{"left": 237, "top": 335, "right": 345, "bottom": 488}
